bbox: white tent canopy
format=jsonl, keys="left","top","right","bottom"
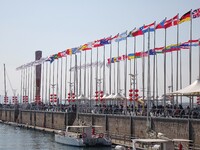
{"left": 169, "top": 79, "right": 200, "bottom": 96}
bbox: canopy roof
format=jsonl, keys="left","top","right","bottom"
{"left": 169, "top": 79, "right": 200, "bottom": 96}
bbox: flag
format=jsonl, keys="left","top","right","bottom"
{"left": 156, "top": 18, "right": 166, "bottom": 29}
{"left": 100, "top": 36, "right": 111, "bottom": 45}
{"left": 107, "top": 58, "right": 111, "bottom": 64}
{"left": 192, "top": 8, "right": 200, "bottom": 19}
{"left": 164, "top": 15, "right": 178, "bottom": 28}
{"left": 140, "top": 52, "right": 148, "bottom": 57}
{"left": 128, "top": 53, "right": 134, "bottom": 59}
{"left": 66, "top": 49, "right": 72, "bottom": 55}
{"left": 146, "top": 49, "right": 156, "bottom": 55}
{"left": 115, "top": 31, "right": 127, "bottom": 42}
{"left": 111, "top": 33, "right": 119, "bottom": 41}
{"left": 79, "top": 42, "right": 93, "bottom": 51}
{"left": 58, "top": 51, "right": 67, "bottom": 58}
{"left": 72, "top": 47, "right": 80, "bottom": 54}
{"left": 127, "top": 28, "right": 136, "bottom": 37}
{"left": 92, "top": 39, "right": 104, "bottom": 48}
{"left": 122, "top": 55, "right": 128, "bottom": 60}
{"left": 179, "top": 10, "right": 191, "bottom": 24}
{"left": 117, "top": 56, "right": 122, "bottom": 61}
{"left": 154, "top": 47, "right": 164, "bottom": 54}
{"left": 142, "top": 22, "right": 155, "bottom": 33}
{"left": 134, "top": 52, "right": 142, "bottom": 58}
{"left": 163, "top": 44, "right": 181, "bottom": 53}
{"left": 111, "top": 57, "right": 117, "bottom": 63}
{"left": 132, "top": 26, "right": 144, "bottom": 37}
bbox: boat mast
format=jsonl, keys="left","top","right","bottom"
{"left": 4, "top": 64, "right": 7, "bottom": 103}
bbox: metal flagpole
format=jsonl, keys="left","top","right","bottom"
{"left": 153, "top": 24, "right": 156, "bottom": 105}
{"left": 48, "top": 62, "right": 51, "bottom": 104}
{"left": 60, "top": 58, "right": 63, "bottom": 104}
{"left": 114, "top": 60, "right": 116, "bottom": 94}
{"left": 75, "top": 54, "right": 78, "bottom": 116}
{"left": 27, "top": 67, "right": 30, "bottom": 103}
{"left": 156, "top": 55, "right": 158, "bottom": 106}
{"left": 84, "top": 50, "right": 87, "bottom": 97}
{"left": 147, "top": 27, "right": 151, "bottom": 130}
{"left": 90, "top": 47, "right": 93, "bottom": 110}
{"left": 56, "top": 59, "right": 59, "bottom": 105}
{"left": 42, "top": 62, "right": 44, "bottom": 103}
{"left": 199, "top": 39, "right": 200, "bottom": 79}
{"left": 69, "top": 55, "right": 72, "bottom": 104}
{"left": 52, "top": 61, "right": 55, "bottom": 105}
{"left": 189, "top": 10, "right": 193, "bottom": 108}
{"left": 20, "top": 69, "right": 23, "bottom": 104}
{"left": 124, "top": 34, "right": 128, "bottom": 107}
{"left": 103, "top": 45, "right": 106, "bottom": 94}
{"left": 142, "top": 31, "right": 145, "bottom": 102}
{"left": 117, "top": 41, "right": 119, "bottom": 94}
{"left": 45, "top": 63, "right": 48, "bottom": 104}
{"left": 164, "top": 28, "right": 167, "bottom": 108}
{"left": 176, "top": 14, "right": 179, "bottom": 105}
{"left": 65, "top": 57, "right": 68, "bottom": 104}
{"left": 79, "top": 52, "right": 82, "bottom": 96}
{"left": 134, "top": 37, "right": 137, "bottom": 108}
{"left": 109, "top": 43, "right": 112, "bottom": 95}
{"left": 96, "top": 48, "right": 99, "bottom": 97}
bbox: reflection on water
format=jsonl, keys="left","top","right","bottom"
{"left": 0, "top": 123, "right": 112, "bottom": 150}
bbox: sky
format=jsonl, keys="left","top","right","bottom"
{"left": 0, "top": 0, "right": 200, "bottom": 101}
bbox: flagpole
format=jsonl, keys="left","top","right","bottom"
{"left": 156, "top": 55, "right": 158, "bottom": 106}
{"left": 84, "top": 50, "right": 87, "bottom": 97}
{"left": 90, "top": 47, "right": 93, "bottom": 110}
{"left": 124, "top": 34, "right": 128, "bottom": 107}
{"left": 56, "top": 59, "right": 59, "bottom": 105}
{"left": 69, "top": 55, "right": 72, "bottom": 103}
{"left": 189, "top": 10, "right": 193, "bottom": 108}
{"left": 79, "top": 52, "right": 82, "bottom": 96}
{"left": 164, "top": 28, "right": 167, "bottom": 108}
{"left": 176, "top": 14, "right": 179, "bottom": 105}
{"left": 153, "top": 25, "right": 156, "bottom": 105}
{"left": 45, "top": 63, "right": 48, "bottom": 104}
{"left": 103, "top": 45, "right": 106, "bottom": 94}
{"left": 20, "top": 69, "right": 23, "bottom": 104}
{"left": 109, "top": 43, "right": 112, "bottom": 95}
{"left": 30, "top": 67, "right": 33, "bottom": 103}
{"left": 96, "top": 47, "right": 99, "bottom": 102}
{"left": 42, "top": 62, "right": 44, "bottom": 103}
{"left": 134, "top": 37, "right": 137, "bottom": 108}
{"left": 147, "top": 28, "right": 151, "bottom": 130}
{"left": 48, "top": 62, "right": 51, "bottom": 104}
{"left": 64, "top": 57, "right": 67, "bottom": 104}
{"left": 199, "top": 39, "right": 200, "bottom": 79}
{"left": 142, "top": 30, "right": 145, "bottom": 102}
{"left": 114, "top": 61, "right": 116, "bottom": 94}
{"left": 60, "top": 58, "right": 63, "bottom": 104}
{"left": 117, "top": 41, "right": 120, "bottom": 94}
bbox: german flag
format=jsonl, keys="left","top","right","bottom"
{"left": 179, "top": 10, "right": 191, "bottom": 24}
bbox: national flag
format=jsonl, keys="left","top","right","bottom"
{"left": 127, "top": 28, "right": 136, "bottom": 37}
{"left": 72, "top": 47, "right": 80, "bottom": 54}
{"left": 58, "top": 51, "right": 67, "bottom": 58}
{"left": 122, "top": 55, "right": 128, "bottom": 60}
{"left": 107, "top": 58, "right": 111, "bottom": 64}
{"left": 142, "top": 22, "right": 155, "bottom": 33}
{"left": 140, "top": 52, "right": 148, "bottom": 57}
{"left": 132, "top": 26, "right": 144, "bottom": 37}
{"left": 117, "top": 56, "right": 122, "bottom": 61}
{"left": 134, "top": 52, "right": 142, "bottom": 58}
{"left": 92, "top": 39, "right": 104, "bottom": 48}
{"left": 156, "top": 18, "right": 166, "bottom": 29}
{"left": 111, "top": 33, "right": 119, "bottom": 41}
{"left": 163, "top": 44, "right": 181, "bottom": 53}
{"left": 164, "top": 15, "right": 179, "bottom": 28}
{"left": 79, "top": 42, "right": 93, "bottom": 51}
{"left": 179, "top": 10, "right": 191, "bottom": 24}
{"left": 54, "top": 54, "right": 58, "bottom": 59}
{"left": 115, "top": 31, "right": 127, "bottom": 42}
{"left": 111, "top": 57, "right": 117, "bottom": 63}
{"left": 146, "top": 49, "right": 156, "bottom": 55}
{"left": 154, "top": 47, "right": 164, "bottom": 54}
{"left": 66, "top": 49, "right": 72, "bottom": 55}
{"left": 128, "top": 53, "right": 134, "bottom": 59}
{"left": 192, "top": 8, "right": 200, "bottom": 19}
{"left": 100, "top": 36, "right": 111, "bottom": 45}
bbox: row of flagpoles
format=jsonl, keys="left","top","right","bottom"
{"left": 14, "top": 8, "right": 200, "bottom": 109}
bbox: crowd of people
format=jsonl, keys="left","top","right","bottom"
{"left": 1, "top": 102, "right": 200, "bottom": 119}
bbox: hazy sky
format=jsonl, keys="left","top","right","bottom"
{"left": 0, "top": 0, "right": 199, "bottom": 98}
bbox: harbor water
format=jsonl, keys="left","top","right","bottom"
{"left": 0, "top": 123, "right": 113, "bottom": 150}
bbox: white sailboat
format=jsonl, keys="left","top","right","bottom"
{"left": 55, "top": 125, "right": 112, "bottom": 147}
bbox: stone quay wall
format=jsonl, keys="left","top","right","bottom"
{"left": 0, "top": 109, "right": 200, "bottom": 145}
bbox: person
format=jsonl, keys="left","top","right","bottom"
{"left": 178, "top": 142, "right": 183, "bottom": 150}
